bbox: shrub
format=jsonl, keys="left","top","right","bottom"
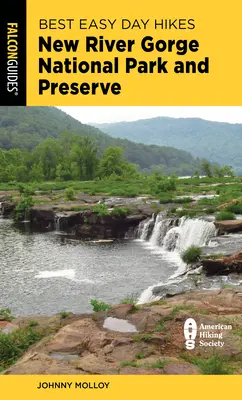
{"left": 149, "top": 360, "right": 165, "bottom": 369}
{"left": 28, "top": 320, "right": 39, "bottom": 327}
{"left": 0, "top": 308, "right": 14, "bottom": 322}
{"left": 159, "top": 195, "right": 173, "bottom": 204}
{"left": 92, "top": 203, "right": 109, "bottom": 216}
{"left": 226, "top": 202, "right": 242, "bottom": 214}
{"left": 59, "top": 311, "right": 71, "bottom": 319}
{"left": 18, "top": 184, "right": 35, "bottom": 196}
{"left": 136, "top": 353, "right": 145, "bottom": 359}
{"left": 0, "top": 327, "right": 42, "bottom": 369}
{"left": 90, "top": 299, "right": 111, "bottom": 312}
{"left": 111, "top": 207, "right": 131, "bottom": 217}
{"left": 14, "top": 194, "right": 34, "bottom": 221}
{"left": 181, "top": 246, "right": 202, "bottom": 264}
{"left": 195, "top": 356, "right": 232, "bottom": 375}
{"left": 176, "top": 209, "right": 198, "bottom": 218}
{"left": 64, "top": 187, "right": 75, "bottom": 201}
{"left": 120, "top": 361, "right": 137, "bottom": 368}
{"left": 215, "top": 211, "right": 236, "bottom": 221}
{"left": 120, "top": 294, "right": 137, "bottom": 305}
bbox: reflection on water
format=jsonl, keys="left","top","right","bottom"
{"left": 103, "top": 317, "right": 138, "bottom": 332}
{"left": 0, "top": 219, "right": 178, "bottom": 316}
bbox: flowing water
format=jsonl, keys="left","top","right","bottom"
{"left": 135, "top": 213, "right": 218, "bottom": 303}
{"left": 0, "top": 211, "right": 240, "bottom": 316}
{"left": 0, "top": 218, "right": 178, "bottom": 316}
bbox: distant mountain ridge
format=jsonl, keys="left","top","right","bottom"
{"left": 0, "top": 107, "right": 202, "bottom": 175}
{"left": 93, "top": 117, "right": 242, "bottom": 172}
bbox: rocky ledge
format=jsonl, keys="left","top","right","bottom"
{"left": 1, "top": 288, "right": 242, "bottom": 375}
{"left": 29, "top": 207, "right": 149, "bottom": 239}
{"left": 202, "top": 252, "right": 242, "bottom": 275}
{"left": 215, "top": 220, "right": 242, "bottom": 234}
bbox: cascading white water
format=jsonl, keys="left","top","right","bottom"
{"left": 174, "top": 217, "right": 217, "bottom": 251}
{"left": 55, "top": 215, "right": 61, "bottom": 233}
{"left": 137, "top": 214, "right": 155, "bottom": 241}
{"left": 136, "top": 212, "right": 217, "bottom": 304}
{"left": 149, "top": 215, "right": 176, "bottom": 246}
{"left": 137, "top": 212, "right": 216, "bottom": 253}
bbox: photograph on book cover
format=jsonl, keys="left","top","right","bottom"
{"left": 0, "top": 105, "right": 242, "bottom": 375}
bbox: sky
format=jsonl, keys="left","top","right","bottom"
{"left": 58, "top": 106, "right": 242, "bottom": 125}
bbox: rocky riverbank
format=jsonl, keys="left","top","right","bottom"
{"left": 1, "top": 288, "right": 242, "bottom": 375}
{"left": 1, "top": 194, "right": 156, "bottom": 239}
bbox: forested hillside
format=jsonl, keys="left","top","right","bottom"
{"left": 0, "top": 107, "right": 202, "bottom": 175}
{"left": 93, "top": 117, "right": 242, "bottom": 173}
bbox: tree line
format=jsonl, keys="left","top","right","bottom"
{"left": 0, "top": 133, "right": 139, "bottom": 183}
{"left": 0, "top": 133, "right": 234, "bottom": 183}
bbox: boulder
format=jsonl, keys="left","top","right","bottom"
{"left": 30, "top": 208, "right": 55, "bottom": 230}
{"left": 3, "top": 352, "right": 87, "bottom": 375}
{"left": 0, "top": 201, "right": 16, "bottom": 216}
{"left": 215, "top": 220, "right": 242, "bottom": 234}
{"left": 202, "top": 252, "right": 242, "bottom": 275}
{"left": 163, "top": 362, "right": 200, "bottom": 375}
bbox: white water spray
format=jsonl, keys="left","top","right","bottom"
{"left": 136, "top": 212, "right": 217, "bottom": 304}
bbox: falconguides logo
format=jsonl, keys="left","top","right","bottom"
{"left": 184, "top": 318, "right": 197, "bottom": 350}
{"left": 6, "top": 23, "right": 19, "bottom": 96}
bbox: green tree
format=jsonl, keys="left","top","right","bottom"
{"left": 29, "top": 164, "right": 44, "bottom": 182}
{"left": 201, "top": 160, "right": 213, "bottom": 178}
{"left": 70, "top": 137, "right": 98, "bottom": 180}
{"left": 33, "top": 138, "right": 62, "bottom": 180}
{"left": 99, "top": 147, "right": 126, "bottom": 178}
{"left": 149, "top": 172, "right": 177, "bottom": 194}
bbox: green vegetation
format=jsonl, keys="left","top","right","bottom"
{"left": 14, "top": 189, "right": 34, "bottom": 221}
{"left": 110, "top": 207, "right": 131, "bottom": 217}
{"left": 0, "top": 308, "right": 14, "bottom": 322}
{"left": 90, "top": 299, "right": 111, "bottom": 312}
{"left": 0, "top": 327, "right": 43, "bottom": 370}
{"left": 133, "top": 334, "right": 153, "bottom": 342}
{"left": 64, "top": 187, "right": 75, "bottom": 201}
{"left": 0, "top": 106, "right": 205, "bottom": 177}
{"left": 181, "top": 246, "right": 202, "bottom": 264}
{"left": 59, "top": 311, "right": 71, "bottom": 319}
{"left": 95, "top": 116, "right": 242, "bottom": 173}
{"left": 180, "top": 353, "right": 233, "bottom": 375}
{"left": 226, "top": 202, "right": 242, "bottom": 214}
{"left": 120, "top": 361, "right": 137, "bottom": 368}
{"left": 194, "top": 356, "right": 233, "bottom": 375}
{"left": 28, "top": 320, "right": 39, "bottom": 327}
{"left": 215, "top": 211, "right": 236, "bottom": 221}
{"left": 149, "top": 360, "right": 166, "bottom": 369}
{"left": 120, "top": 294, "right": 137, "bottom": 305}
{"left": 92, "top": 204, "right": 109, "bottom": 216}
{"left": 135, "top": 353, "right": 145, "bottom": 360}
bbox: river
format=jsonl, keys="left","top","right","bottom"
{"left": 0, "top": 218, "right": 179, "bottom": 316}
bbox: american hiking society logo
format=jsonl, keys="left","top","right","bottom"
{"left": 184, "top": 318, "right": 197, "bottom": 350}
{"left": 184, "top": 318, "right": 232, "bottom": 350}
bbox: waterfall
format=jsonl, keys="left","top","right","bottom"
{"left": 150, "top": 216, "right": 176, "bottom": 246}
{"left": 23, "top": 209, "right": 30, "bottom": 223}
{"left": 55, "top": 215, "right": 61, "bottom": 233}
{"left": 137, "top": 212, "right": 216, "bottom": 253}
{"left": 137, "top": 214, "right": 155, "bottom": 241}
{"left": 174, "top": 217, "right": 217, "bottom": 251}
{"left": 136, "top": 212, "right": 217, "bottom": 304}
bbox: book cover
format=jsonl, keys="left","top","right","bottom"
{"left": 0, "top": 0, "right": 241, "bottom": 398}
